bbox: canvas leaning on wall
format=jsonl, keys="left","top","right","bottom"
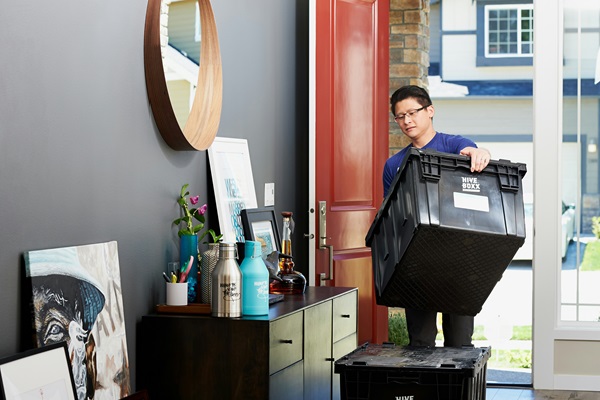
{"left": 24, "top": 241, "right": 130, "bottom": 400}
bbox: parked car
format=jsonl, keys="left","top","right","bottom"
{"left": 512, "top": 194, "right": 576, "bottom": 260}
{"left": 561, "top": 201, "right": 576, "bottom": 258}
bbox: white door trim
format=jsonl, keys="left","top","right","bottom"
{"left": 532, "top": 0, "right": 563, "bottom": 389}
{"left": 308, "top": 0, "right": 316, "bottom": 285}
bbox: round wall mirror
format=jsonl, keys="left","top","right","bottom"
{"left": 144, "top": 0, "right": 222, "bottom": 151}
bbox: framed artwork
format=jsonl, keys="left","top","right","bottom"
{"left": 208, "top": 137, "right": 258, "bottom": 243}
{"left": 24, "top": 241, "right": 131, "bottom": 399}
{"left": 0, "top": 341, "right": 77, "bottom": 400}
{"left": 241, "top": 207, "right": 281, "bottom": 259}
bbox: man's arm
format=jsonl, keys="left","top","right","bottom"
{"left": 382, "top": 162, "right": 395, "bottom": 197}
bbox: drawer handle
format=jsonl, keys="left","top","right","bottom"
{"left": 341, "top": 314, "right": 351, "bottom": 318}
{"left": 280, "top": 339, "right": 293, "bottom": 344}
{"left": 325, "top": 357, "right": 335, "bottom": 362}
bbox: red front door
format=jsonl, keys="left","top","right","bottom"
{"left": 314, "top": 0, "right": 389, "bottom": 345}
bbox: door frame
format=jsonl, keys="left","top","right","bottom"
{"left": 308, "top": 0, "right": 317, "bottom": 281}
{"left": 533, "top": 0, "right": 600, "bottom": 390}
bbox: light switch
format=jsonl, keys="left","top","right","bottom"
{"left": 265, "top": 183, "right": 275, "bottom": 206}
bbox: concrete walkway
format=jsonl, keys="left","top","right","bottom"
{"left": 474, "top": 265, "right": 533, "bottom": 384}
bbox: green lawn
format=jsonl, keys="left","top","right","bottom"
{"left": 581, "top": 240, "right": 600, "bottom": 271}
{"left": 512, "top": 325, "right": 532, "bottom": 340}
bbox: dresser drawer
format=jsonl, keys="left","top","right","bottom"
{"left": 269, "top": 311, "right": 303, "bottom": 374}
{"left": 270, "top": 360, "right": 303, "bottom": 400}
{"left": 332, "top": 332, "right": 357, "bottom": 400}
{"left": 332, "top": 291, "right": 357, "bottom": 343}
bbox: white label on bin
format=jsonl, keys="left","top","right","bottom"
{"left": 453, "top": 192, "right": 489, "bottom": 212}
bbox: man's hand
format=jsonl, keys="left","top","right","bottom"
{"left": 460, "top": 147, "right": 491, "bottom": 172}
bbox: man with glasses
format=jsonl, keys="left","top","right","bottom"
{"left": 383, "top": 85, "right": 491, "bottom": 347}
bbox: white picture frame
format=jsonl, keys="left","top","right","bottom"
{"left": 0, "top": 342, "right": 77, "bottom": 400}
{"left": 207, "top": 137, "right": 258, "bottom": 243}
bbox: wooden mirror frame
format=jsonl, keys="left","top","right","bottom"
{"left": 144, "top": 0, "right": 223, "bottom": 150}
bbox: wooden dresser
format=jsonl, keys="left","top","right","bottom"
{"left": 137, "top": 286, "right": 358, "bottom": 400}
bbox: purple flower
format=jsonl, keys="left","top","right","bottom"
{"left": 190, "top": 196, "right": 199, "bottom": 205}
{"left": 199, "top": 204, "right": 208, "bottom": 215}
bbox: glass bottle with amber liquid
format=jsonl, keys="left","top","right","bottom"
{"left": 270, "top": 211, "right": 306, "bottom": 294}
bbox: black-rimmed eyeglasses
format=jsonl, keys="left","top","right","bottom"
{"left": 394, "top": 105, "right": 428, "bottom": 122}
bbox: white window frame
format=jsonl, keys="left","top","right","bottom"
{"left": 194, "top": 2, "right": 201, "bottom": 42}
{"left": 534, "top": 0, "right": 600, "bottom": 391}
{"left": 484, "top": 4, "right": 534, "bottom": 58}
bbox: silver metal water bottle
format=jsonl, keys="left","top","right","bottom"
{"left": 211, "top": 242, "right": 242, "bottom": 317}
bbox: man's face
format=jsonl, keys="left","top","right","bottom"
{"left": 394, "top": 98, "right": 434, "bottom": 143}
{"left": 32, "top": 283, "right": 94, "bottom": 400}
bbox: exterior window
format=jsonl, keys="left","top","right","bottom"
{"left": 560, "top": 1, "right": 600, "bottom": 323}
{"left": 485, "top": 5, "right": 533, "bottom": 58}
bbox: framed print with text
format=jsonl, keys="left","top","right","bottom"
{"left": 208, "top": 137, "right": 258, "bottom": 243}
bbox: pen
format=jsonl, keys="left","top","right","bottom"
{"left": 162, "top": 272, "right": 170, "bottom": 283}
{"left": 171, "top": 272, "right": 177, "bottom": 283}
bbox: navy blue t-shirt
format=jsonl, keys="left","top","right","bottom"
{"left": 383, "top": 132, "right": 477, "bottom": 197}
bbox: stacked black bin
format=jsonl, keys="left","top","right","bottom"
{"left": 335, "top": 343, "right": 491, "bottom": 400}
{"left": 366, "top": 148, "right": 527, "bottom": 315}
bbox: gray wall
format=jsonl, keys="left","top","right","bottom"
{"left": 0, "top": 0, "right": 308, "bottom": 391}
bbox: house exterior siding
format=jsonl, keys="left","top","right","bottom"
{"left": 167, "top": 0, "right": 200, "bottom": 63}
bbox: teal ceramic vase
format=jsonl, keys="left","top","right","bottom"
{"left": 180, "top": 234, "right": 199, "bottom": 302}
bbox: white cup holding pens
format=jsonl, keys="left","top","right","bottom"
{"left": 164, "top": 256, "right": 193, "bottom": 306}
{"left": 166, "top": 282, "right": 188, "bottom": 306}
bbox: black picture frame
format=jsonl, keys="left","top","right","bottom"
{"left": 241, "top": 207, "right": 281, "bottom": 259}
{"left": 0, "top": 341, "right": 77, "bottom": 400}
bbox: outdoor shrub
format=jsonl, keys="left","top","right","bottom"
{"left": 592, "top": 216, "right": 600, "bottom": 239}
{"left": 488, "top": 350, "right": 532, "bottom": 370}
{"left": 508, "top": 350, "right": 532, "bottom": 369}
{"left": 388, "top": 310, "right": 410, "bottom": 346}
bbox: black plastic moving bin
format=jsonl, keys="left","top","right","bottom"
{"left": 335, "top": 343, "right": 491, "bottom": 400}
{"left": 366, "top": 148, "right": 527, "bottom": 315}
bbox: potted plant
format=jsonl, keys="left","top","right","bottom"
{"left": 173, "top": 184, "right": 221, "bottom": 302}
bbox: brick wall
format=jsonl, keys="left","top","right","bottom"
{"left": 389, "top": 0, "right": 430, "bottom": 156}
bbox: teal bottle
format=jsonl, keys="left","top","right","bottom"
{"left": 240, "top": 241, "right": 269, "bottom": 316}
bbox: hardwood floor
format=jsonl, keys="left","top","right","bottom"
{"left": 487, "top": 387, "right": 600, "bottom": 399}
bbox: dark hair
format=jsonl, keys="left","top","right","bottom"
{"left": 390, "top": 85, "right": 432, "bottom": 115}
